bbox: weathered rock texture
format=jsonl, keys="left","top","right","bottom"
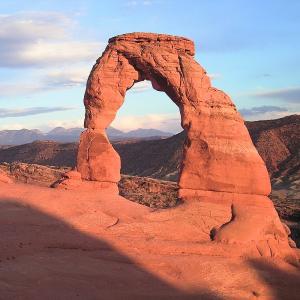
{"left": 77, "top": 32, "right": 270, "bottom": 194}
{"left": 76, "top": 32, "right": 294, "bottom": 260}
{"left": 0, "top": 168, "right": 13, "bottom": 184}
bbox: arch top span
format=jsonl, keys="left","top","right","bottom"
{"left": 108, "top": 32, "right": 195, "bottom": 56}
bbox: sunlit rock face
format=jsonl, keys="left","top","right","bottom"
{"left": 75, "top": 33, "right": 295, "bottom": 260}
{"left": 78, "top": 32, "right": 270, "bottom": 195}
{"left": 0, "top": 169, "right": 13, "bottom": 184}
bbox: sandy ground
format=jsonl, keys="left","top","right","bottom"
{"left": 0, "top": 182, "right": 299, "bottom": 300}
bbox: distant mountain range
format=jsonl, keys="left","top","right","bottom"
{"left": 1, "top": 115, "right": 298, "bottom": 180}
{"left": 0, "top": 127, "right": 173, "bottom": 145}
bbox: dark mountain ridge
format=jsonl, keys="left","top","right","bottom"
{"left": 0, "top": 127, "right": 173, "bottom": 145}
{"left": 0, "top": 115, "right": 298, "bottom": 182}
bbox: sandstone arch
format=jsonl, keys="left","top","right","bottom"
{"left": 73, "top": 33, "right": 296, "bottom": 260}
{"left": 77, "top": 32, "right": 270, "bottom": 197}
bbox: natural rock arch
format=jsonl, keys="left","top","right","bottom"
{"left": 69, "top": 33, "right": 296, "bottom": 260}
{"left": 77, "top": 32, "right": 270, "bottom": 197}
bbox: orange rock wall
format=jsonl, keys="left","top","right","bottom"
{"left": 77, "top": 32, "right": 270, "bottom": 196}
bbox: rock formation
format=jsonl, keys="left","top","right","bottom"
{"left": 0, "top": 169, "right": 13, "bottom": 184}
{"left": 77, "top": 32, "right": 271, "bottom": 196}
{"left": 75, "top": 32, "right": 295, "bottom": 261}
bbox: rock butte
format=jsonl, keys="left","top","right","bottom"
{"left": 62, "top": 32, "right": 295, "bottom": 261}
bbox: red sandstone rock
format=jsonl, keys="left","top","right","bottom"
{"left": 77, "top": 129, "right": 120, "bottom": 183}
{"left": 78, "top": 32, "right": 270, "bottom": 196}
{"left": 0, "top": 169, "right": 13, "bottom": 184}
{"left": 75, "top": 32, "right": 292, "bottom": 260}
{"left": 62, "top": 170, "right": 82, "bottom": 180}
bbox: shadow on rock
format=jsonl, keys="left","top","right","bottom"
{"left": 0, "top": 198, "right": 223, "bottom": 300}
{"left": 249, "top": 259, "right": 300, "bottom": 300}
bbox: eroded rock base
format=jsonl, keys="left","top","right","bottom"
{"left": 0, "top": 182, "right": 299, "bottom": 299}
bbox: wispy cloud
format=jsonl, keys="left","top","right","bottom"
{"left": 0, "top": 12, "right": 104, "bottom": 68}
{"left": 0, "top": 70, "right": 153, "bottom": 98}
{"left": 248, "top": 87, "right": 300, "bottom": 103}
{"left": 128, "top": 81, "right": 152, "bottom": 93}
{"left": 239, "top": 105, "right": 287, "bottom": 118}
{"left": 208, "top": 73, "right": 222, "bottom": 80}
{"left": 0, "top": 65, "right": 91, "bottom": 97}
{"left": 125, "top": 1, "right": 154, "bottom": 7}
{"left": 111, "top": 113, "right": 182, "bottom": 133}
{"left": 42, "top": 66, "right": 90, "bottom": 88}
{"left": 0, "top": 107, "right": 75, "bottom": 118}
{"left": 238, "top": 105, "right": 298, "bottom": 121}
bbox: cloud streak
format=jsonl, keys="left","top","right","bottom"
{"left": 128, "top": 81, "right": 152, "bottom": 93}
{"left": 237, "top": 105, "right": 299, "bottom": 121}
{"left": 0, "top": 12, "right": 104, "bottom": 68}
{"left": 0, "top": 65, "right": 91, "bottom": 97}
{"left": 0, "top": 107, "right": 75, "bottom": 118}
{"left": 239, "top": 105, "right": 288, "bottom": 118}
{"left": 249, "top": 87, "right": 300, "bottom": 103}
{"left": 125, "top": 1, "right": 154, "bottom": 7}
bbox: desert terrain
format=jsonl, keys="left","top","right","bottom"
{"left": 0, "top": 179, "right": 300, "bottom": 299}
{"left": 0, "top": 31, "right": 299, "bottom": 300}
{"left": 0, "top": 116, "right": 299, "bottom": 300}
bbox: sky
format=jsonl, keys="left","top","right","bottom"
{"left": 0, "top": 0, "right": 299, "bottom": 133}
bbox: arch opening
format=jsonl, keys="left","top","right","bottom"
{"left": 110, "top": 79, "right": 185, "bottom": 208}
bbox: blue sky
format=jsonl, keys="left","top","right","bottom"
{"left": 0, "top": 0, "right": 299, "bottom": 133}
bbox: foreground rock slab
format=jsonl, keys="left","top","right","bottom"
{"left": 0, "top": 182, "right": 299, "bottom": 299}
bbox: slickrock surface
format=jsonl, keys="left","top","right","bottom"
{"left": 72, "top": 32, "right": 292, "bottom": 260}
{"left": 2, "top": 162, "right": 299, "bottom": 247}
{"left": 0, "top": 168, "right": 13, "bottom": 183}
{"left": 0, "top": 181, "right": 300, "bottom": 299}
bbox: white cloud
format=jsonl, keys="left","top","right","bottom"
{"left": 111, "top": 113, "right": 182, "bottom": 133}
{"left": 125, "top": 1, "right": 153, "bottom": 7}
{"left": 0, "top": 118, "right": 84, "bottom": 131}
{"left": 0, "top": 82, "right": 45, "bottom": 97}
{"left": 248, "top": 87, "right": 300, "bottom": 103}
{"left": 0, "top": 123, "right": 26, "bottom": 130}
{"left": 0, "top": 11, "right": 104, "bottom": 68}
{"left": 0, "top": 11, "right": 70, "bottom": 41}
{"left": 128, "top": 81, "right": 152, "bottom": 93}
{"left": 43, "top": 66, "right": 91, "bottom": 88}
{"left": 208, "top": 73, "right": 222, "bottom": 80}
{"left": 0, "top": 65, "right": 91, "bottom": 97}
{"left": 241, "top": 109, "right": 299, "bottom": 121}
{"left": 0, "top": 70, "right": 153, "bottom": 98}
{"left": 45, "top": 119, "right": 83, "bottom": 130}
{"left": 0, "top": 107, "right": 75, "bottom": 118}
